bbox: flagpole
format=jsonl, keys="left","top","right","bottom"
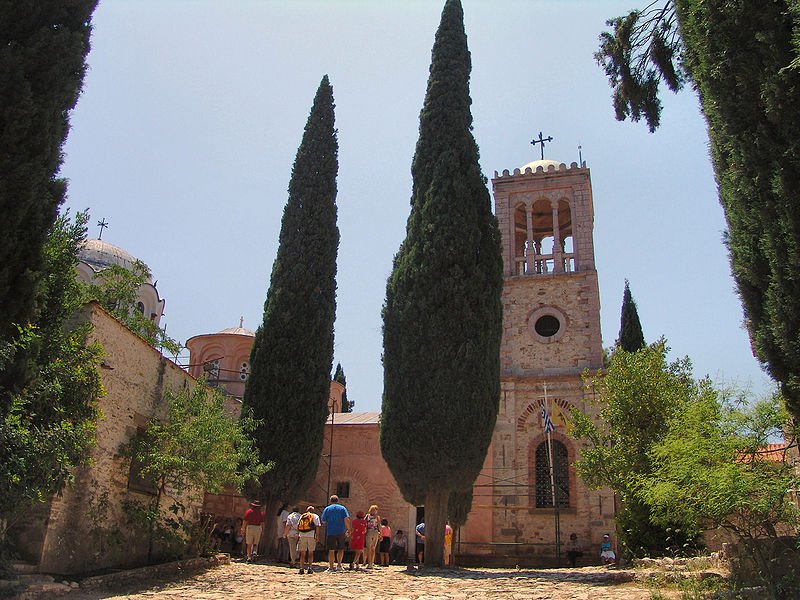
{"left": 543, "top": 384, "right": 561, "bottom": 562}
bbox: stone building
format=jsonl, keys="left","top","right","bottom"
{"left": 453, "top": 158, "right": 614, "bottom": 564}
{"left": 15, "top": 302, "right": 201, "bottom": 575}
{"left": 194, "top": 157, "right": 614, "bottom": 566}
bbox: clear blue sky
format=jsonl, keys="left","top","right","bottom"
{"left": 61, "top": 0, "right": 773, "bottom": 411}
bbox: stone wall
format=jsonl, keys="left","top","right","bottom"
{"left": 30, "top": 303, "right": 201, "bottom": 575}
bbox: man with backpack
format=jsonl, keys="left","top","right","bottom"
{"left": 296, "top": 506, "right": 321, "bottom": 574}
{"left": 283, "top": 506, "right": 302, "bottom": 568}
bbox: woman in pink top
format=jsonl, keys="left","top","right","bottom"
{"left": 378, "top": 519, "right": 391, "bottom": 566}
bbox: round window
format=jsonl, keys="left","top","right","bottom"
{"left": 534, "top": 314, "right": 561, "bottom": 337}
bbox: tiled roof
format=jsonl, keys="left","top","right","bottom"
{"left": 326, "top": 411, "right": 380, "bottom": 425}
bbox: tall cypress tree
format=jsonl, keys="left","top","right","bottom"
{"left": 0, "top": 1, "right": 96, "bottom": 348}
{"left": 0, "top": 1, "right": 97, "bottom": 413}
{"left": 596, "top": 1, "right": 800, "bottom": 421}
{"left": 242, "top": 76, "right": 339, "bottom": 539}
{"left": 617, "top": 279, "right": 645, "bottom": 352}
{"left": 381, "top": 0, "right": 503, "bottom": 567}
{"left": 333, "top": 362, "right": 352, "bottom": 412}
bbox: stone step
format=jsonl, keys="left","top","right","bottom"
{"left": 9, "top": 560, "right": 39, "bottom": 574}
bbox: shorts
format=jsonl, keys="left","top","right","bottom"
{"left": 600, "top": 550, "right": 616, "bottom": 560}
{"left": 245, "top": 524, "right": 262, "bottom": 546}
{"left": 327, "top": 534, "right": 346, "bottom": 551}
{"left": 379, "top": 537, "right": 391, "bottom": 553}
{"left": 366, "top": 529, "right": 381, "bottom": 549}
{"left": 297, "top": 537, "right": 316, "bottom": 553}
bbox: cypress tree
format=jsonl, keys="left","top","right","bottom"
{"left": 381, "top": 0, "right": 503, "bottom": 567}
{"left": 242, "top": 76, "right": 339, "bottom": 539}
{"left": 333, "top": 362, "right": 352, "bottom": 412}
{"left": 617, "top": 279, "right": 645, "bottom": 352}
{"left": 596, "top": 1, "right": 800, "bottom": 421}
{"left": 0, "top": 1, "right": 97, "bottom": 350}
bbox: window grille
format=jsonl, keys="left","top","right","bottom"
{"left": 535, "top": 440, "right": 570, "bottom": 508}
{"left": 335, "top": 481, "right": 350, "bottom": 499}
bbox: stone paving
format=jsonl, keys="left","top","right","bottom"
{"left": 64, "top": 561, "right": 668, "bottom": 600}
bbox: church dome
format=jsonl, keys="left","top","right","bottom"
{"left": 520, "top": 159, "right": 564, "bottom": 172}
{"left": 218, "top": 318, "right": 255, "bottom": 337}
{"left": 79, "top": 239, "right": 151, "bottom": 280}
{"left": 218, "top": 326, "right": 255, "bottom": 337}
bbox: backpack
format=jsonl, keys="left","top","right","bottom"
{"left": 297, "top": 512, "right": 316, "bottom": 533}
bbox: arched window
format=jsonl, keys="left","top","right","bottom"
{"left": 204, "top": 359, "right": 220, "bottom": 384}
{"left": 513, "top": 203, "right": 528, "bottom": 274}
{"left": 535, "top": 440, "right": 570, "bottom": 508}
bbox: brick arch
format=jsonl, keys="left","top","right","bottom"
{"left": 318, "top": 465, "right": 394, "bottom": 513}
{"left": 517, "top": 398, "right": 575, "bottom": 432}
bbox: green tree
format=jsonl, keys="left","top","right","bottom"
{"left": 572, "top": 340, "right": 701, "bottom": 557}
{"left": 242, "top": 76, "right": 339, "bottom": 541}
{"left": 0, "top": 1, "right": 97, "bottom": 405}
{"left": 596, "top": 1, "right": 800, "bottom": 423}
{"left": 123, "top": 381, "right": 267, "bottom": 563}
{"left": 617, "top": 279, "right": 645, "bottom": 352}
{"left": 333, "top": 362, "right": 353, "bottom": 412}
{"left": 643, "top": 394, "right": 799, "bottom": 598}
{"left": 0, "top": 212, "right": 103, "bottom": 545}
{"left": 80, "top": 261, "right": 181, "bottom": 355}
{"left": 381, "top": 0, "right": 503, "bottom": 567}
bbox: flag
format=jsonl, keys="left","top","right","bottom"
{"left": 541, "top": 403, "right": 555, "bottom": 434}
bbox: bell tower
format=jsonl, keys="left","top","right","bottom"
{"left": 492, "top": 158, "right": 603, "bottom": 373}
{"left": 477, "top": 157, "right": 613, "bottom": 561}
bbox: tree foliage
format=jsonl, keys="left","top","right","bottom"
{"left": 0, "top": 212, "right": 103, "bottom": 528}
{"left": 642, "top": 394, "right": 799, "bottom": 597}
{"left": 242, "top": 76, "right": 339, "bottom": 531}
{"left": 0, "top": 1, "right": 97, "bottom": 386}
{"left": 80, "top": 260, "right": 181, "bottom": 355}
{"left": 596, "top": 1, "right": 800, "bottom": 423}
{"left": 572, "top": 340, "right": 702, "bottom": 556}
{"left": 595, "top": 1, "right": 684, "bottom": 133}
{"left": 122, "top": 381, "right": 267, "bottom": 562}
{"left": 617, "top": 279, "right": 645, "bottom": 352}
{"left": 381, "top": 0, "right": 503, "bottom": 567}
{"left": 333, "top": 362, "right": 352, "bottom": 412}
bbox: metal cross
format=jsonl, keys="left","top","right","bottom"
{"left": 531, "top": 131, "right": 553, "bottom": 161}
{"left": 97, "top": 218, "right": 108, "bottom": 240}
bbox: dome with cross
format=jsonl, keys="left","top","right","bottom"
{"left": 520, "top": 159, "right": 564, "bottom": 173}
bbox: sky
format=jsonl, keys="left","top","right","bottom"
{"left": 60, "top": 0, "right": 774, "bottom": 412}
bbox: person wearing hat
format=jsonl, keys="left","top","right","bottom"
{"left": 349, "top": 510, "right": 367, "bottom": 570}
{"left": 242, "top": 501, "right": 264, "bottom": 562}
{"left": 600, "top": 533, "right": 616, "bottom": 565}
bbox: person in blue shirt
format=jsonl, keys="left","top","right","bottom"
{"left": 320, "top": 495, "right": 351, "bottom": 571}
{"left": 415, "top": 521, "right": 426, "bottom": 563}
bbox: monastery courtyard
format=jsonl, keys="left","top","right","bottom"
{"left": 64, "top": 562, "right": 668, "bottom": 600}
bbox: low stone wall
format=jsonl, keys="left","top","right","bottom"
{"left": 8, "top": 555, "right": 230, "bottom": 599}
{"left": 79, "top": 554, "right": 230, "bottom": 591}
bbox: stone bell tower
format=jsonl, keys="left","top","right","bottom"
{"left": 474, "top": 157, "right": 613, "bottom": 563}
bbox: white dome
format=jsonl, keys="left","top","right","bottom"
{"left": 520, "top": 159, "right": 563, "bottom": 172}
{"left": 79, "top": 239, "right": 151, "bottom": 281}
{"left": 218, "top": 326, "right": 255, "bottom": 337}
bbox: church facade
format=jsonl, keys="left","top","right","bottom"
{"left": 195, "top": 156, "right": 614, "bottom": 565}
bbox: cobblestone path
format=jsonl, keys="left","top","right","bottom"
{"left": 66, "top": 562, "right": 663, "bottom": 599}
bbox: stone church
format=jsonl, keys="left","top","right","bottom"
{"left": 194, "top": 156, "right": 615, "bottom": 565}
{"left": 12, "top": 154, "right": 612, "bottom": 574}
